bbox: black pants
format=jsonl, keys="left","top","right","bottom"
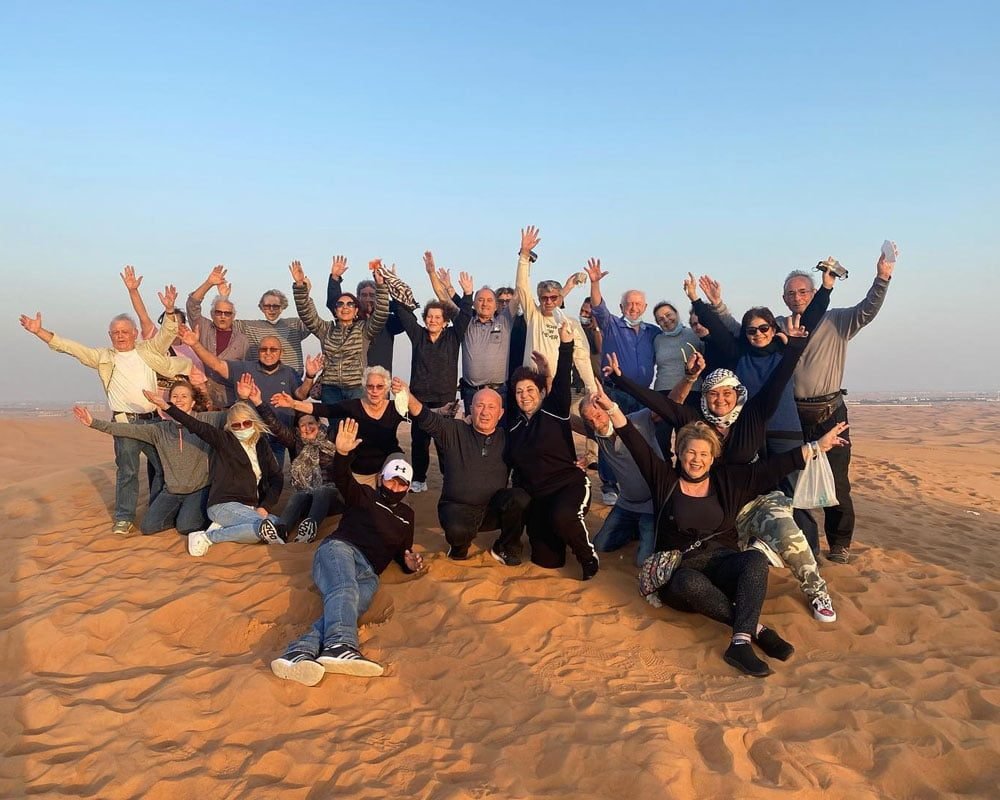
{"left": 524, "top": 476, "right": 595, "bottom": 569}
{"left": 411, "top": 401, "right": 447, "bottom": 482}
{"left": 438, "top": 489, "right": 530, "bottom": 554}
{"left": 660, "top": 548, "right": 769, "bottom": 637}
{"left": 799, "top": 401, "right": 854, "bottom": 550}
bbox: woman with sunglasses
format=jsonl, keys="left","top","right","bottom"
{"left": 684, "top": 270, "right": 835, "bottom": 551}
{"left": 144, "top": 389, "right": 286, "bottom": 556}
{"left": 290, "top": 258, "right": 390, "bottom": 405}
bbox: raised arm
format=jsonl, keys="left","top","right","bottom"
{"left": 394, "top": 297, "right": 423, "bottom": 343}
{"left": 608, "top": 402, "right": 678, "bottom": 503}
{"left": 18, "top": 312, "right": 56, "bottom": 346}
{"left": 120, "top": 266, "right": 156, "bottom": 339}
{"left": 668, "top": 347, "right": 704, "bottom": 404}
{"left": 543, "top": 327, "right": 576, "bottom": 416}
{"left": 332, "top": 418, "right": 366, "bottom": 506}
{"left": 325, "top": 255, "right": 349, "bottom": 315}
{"left": 798, "top": 269, "right": 834, "bottom": 333}
{"left": 362, "top": 263, "right": 390, "bottom": 341}
{"left": 158, "top": 391, "right": 226, "bottom": 448}
{"left": 515, "top": 226, "right": 541, "bottom": 323}
{"left": 451, "top": 273, "right": 475, "bottom": 338}
{"left": 290, "top": 261, "right": 331, "bottom": 340}
{"left": 605, "top": 352, "right": 697, "bottom": 427}
{"left": 842, "top": 247, "right": 895, "bottom": 338}
{"left": 75, "top": 405, "right": 159, "bottom": 444}
{"left": 178, "top": 324, "right": 229, "bottom": 379}
{"left": 146, "top": 287, "right": 180, "bottom": 354}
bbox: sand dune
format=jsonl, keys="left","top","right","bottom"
{"left": 1, "top": 404, "right": 998, "bottom": 799}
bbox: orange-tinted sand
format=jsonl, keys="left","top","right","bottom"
{"left": 1, "top": 404, "right": 998, "bottom": 798}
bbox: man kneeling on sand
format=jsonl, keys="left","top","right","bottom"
{"left": 271, "top": 418, "right": 424, "bottom": 685}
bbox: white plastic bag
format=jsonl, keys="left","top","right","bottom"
{"left": 793, "top": 450, "right": 839, "bottom": 508}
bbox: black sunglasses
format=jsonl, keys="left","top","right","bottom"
{"left": 745, "top": 324, "right": 772, "bottom": 335}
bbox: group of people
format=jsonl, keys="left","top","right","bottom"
{"left": 20, "top": 226, "right": 896, "bottom": 682}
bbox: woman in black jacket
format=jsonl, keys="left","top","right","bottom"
{"left": 145, "top": 389, "right": 285, "bottom": 557}
{"left": 602, "top": 393, "right": 847, "bottom": 677}
{"left": 505, "top": 320, "right": 599, "bottom": 580}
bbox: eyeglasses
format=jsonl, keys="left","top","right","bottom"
{"left": 335, "top": 300, "right": 356, "bottom": 308}
{"left": 229, "top": 420, "right": 254, "bottom": 430}
{"left": 366, "top": 384, "right": 386, "bottom": 391}
{"left": 745, "top": 324, "right": 772, "bottom": 335}
{"left": 497, "top": 298, "right": 511, "bottom": 305}
{"left": 783, "top": 289, "right": 814, "bottom": 298}
{"left": 260, "top": 303, "right": 282, "bottom": 310}
{"left": 213, "top": 310, "right": 234, "bottom": 316}
{"left": 539, "top": 294, "right": 561, "bottom": 303}
{"left": 258, "top": 347, "right": 281, "bottom": 353}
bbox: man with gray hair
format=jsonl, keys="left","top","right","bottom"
{"left": 457, "top": 284, "right": 518, "bottom": 415}
{"left": 776, "top": 245, "right": 897, "bottom": 563}
{"left": 19, "top": 287, "right": 190, "bottom": 537}
{"left": 186, "top": 264, "right": 250, "bottom": 408}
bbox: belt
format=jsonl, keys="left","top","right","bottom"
{"left": 113, "top": 411, "right": 158, "bottom": 421}
{"left": 795, "top": 390, "right": 845, "bottom": 404}
{"left": 461, "top": 378, "right": 504, "bottom": 391}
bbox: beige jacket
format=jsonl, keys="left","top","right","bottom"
{"left": 47, "top": 314, "right": 192, "bottom": 395}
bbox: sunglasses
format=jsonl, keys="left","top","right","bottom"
{"left": 745, "top": 324, "right": 772, "bottom": 335}
{"left": 229, "top": 420, "right": 254, "bottom": 430}
{"left": 258, "top": 347, "right": 281, "bottom": 353}
{"left": 213, "top": 310, "right": 234, "bottom": 316}
{"left": 366, "top": 384, "right": 386, "bottom": 390}
{"left": 335, "top": 300, "right": 356, "bottom": 308}
{"left": 260, "top": 303, "right": 282, "bottom": 310}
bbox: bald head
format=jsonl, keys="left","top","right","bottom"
{"left": 470, "top": 388, "right": 503, "bottom": 434}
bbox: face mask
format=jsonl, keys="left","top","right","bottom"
{"left": 377, "top": 485, "right": 408, "bottom": 506}
{"left": 579, "top": 314, "right": 592, "bottom": 324}
{"left": 233, "top": 427, "right": 256, "bottom": 441}
{"left": 623, "top": 314, "right": 642, "bottom": 327}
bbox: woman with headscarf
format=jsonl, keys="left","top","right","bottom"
{"left": 603, "top": 400, "right": 848, "bottom": 676}
{"left": 603, "top": 315, "right": 838, "bottom": 623}
{"left": 145, "top": 389, "right": 285, "bottom": 556}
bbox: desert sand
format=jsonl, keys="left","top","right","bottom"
{"left": 1, "top": 403, "right": 998, "bottom": 799}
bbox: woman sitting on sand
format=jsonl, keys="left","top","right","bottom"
{"left": 601, "top": 394, "right": 848, "bottom": 677}
{"left": 72, "top": 379, "right": 223, "bottom": 535}
{"left": 142, "top": 389, "right": 286, "bottom": 556}
{"left": 505, "top": 320, "right": 599, "bottom": 581}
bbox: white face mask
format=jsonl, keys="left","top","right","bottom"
{"left": 579, "top": 314, "right": 592, "bottom": 324}
{"left": 233, "top": 426, "right": 256, "bottom": 441}
{"left": 623, "top": 314, "right": 642, "bottom": 327}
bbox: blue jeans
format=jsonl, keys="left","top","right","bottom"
{"left": 284, "top": 538, "right": 379, "bottom": 655}
{"left": 321, "top": 384, "right": 364, "bottom": 405}
{"left": 280, "top": 486, "right": 343, "bottom": 531}
{"left": 593, "top": 506, "right": 656, "bottom": 566}
{"left": 141, "top": 486, "right": 209, "bottom": 534}
{"left": 113, "top": 418, "right": 164, "bottom": 523}
{"left": 206, "top": 502, "right": 281, "bottom": 544}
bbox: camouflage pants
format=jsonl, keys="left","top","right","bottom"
{"left": 735, "top": 491, "right": 828, "bottom": 601}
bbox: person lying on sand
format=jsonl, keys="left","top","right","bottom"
{"left": 271, "top": 418, "right": 423, "bottom": 685}
{"left": 605, "top": 397, "right": 848, "bottom": 678}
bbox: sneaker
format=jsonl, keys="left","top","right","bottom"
{"left": 187, "top": 530, "right": 212, "bottom": 557}
{"left": 828, "top": 546, "right": 851, "bottom": 564}
{"left": 753, "top": 627, "right": 795, "bottom": 661}
{"left": 811, "top": 593, "right": 838, "bottom": 623}
{"left": 111, "top": 520, "right": 137, "bottom": 538}
{"left": 317, "top": 643, "right": 385, "bottom": 677}
{"left": 601, "top": 490, "right": 619, "bottom": 506}
{"left": 489, "top": 544, "right": 522, "bottom": 567}
{"left": 748, "top": 537, "right": 785, "bottom": 568}
{"left": 269, "top": 652, "right": 325, "bottom": 686}
{"left": 257, "top": 519, "right": 288, "bottom": 545}
{"left": 447, "top": 544, "right": 471, "bottom": 561}
{"left": 581, "top": 556, "right": 600, "bottom": 581}
{"left": 724, "top": 641, "right": 772, "bottom": 677}
{"left": 409, "top": 481, "right": 428, "bottom": 494}
{"left": 294, "top": 518, "right": 318, "bottom": 543}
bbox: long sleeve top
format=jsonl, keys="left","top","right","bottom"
{"left": 591, "top": 298, "right": 660, "bottom": 387}
{"left": 232, "top": 316, "right": 311, "bottom": 374}
{"left": 396, "top": 295, "right": 474, "bottom": 403}
{"left": 327, "top": 275, "right": 405, "bottom": 372}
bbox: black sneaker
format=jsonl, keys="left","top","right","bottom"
{"left": 723, "top": 642, "right": 772, "bottom": 677}
{"left": 489, "top": 545, "right": 521, "bottom": 567}
{"left": 581, "top": 557, "right": 600, "bottom": 581}
{"left": 258, "top": 519, "right": 289, "bottom": 545}
{"left": 270, "top": 651, "right": 324, "bottom": 686}
{"left": 827, "top": 546, "right": 851, "bottom": 564}
{"left": 754, "top": 628, "right": 795, "bottom": 661}
{"left": 447, "top": 544, "right": 471, "bottom": 561}
{"left": 294, "top": 518, "right": 317, "bottom": 543}
{"left": 317, "top": 643, "right": 384, "bottom": 677}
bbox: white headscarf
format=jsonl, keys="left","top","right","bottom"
{"left": 700, "top": 369, "right": 748, "bottom": 429}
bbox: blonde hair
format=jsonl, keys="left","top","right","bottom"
{"left": 226, "top": 402, "right": 271, "bottom": 443}
{"left": 675, "top": 421, "right": 722, "bottom": 459}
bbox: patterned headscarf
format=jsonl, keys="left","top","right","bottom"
{"left": 375, "top": 265, "right": 419, "bottom": 310}
{"left": 699, "top": 369, "right": 748, "bottom": 429}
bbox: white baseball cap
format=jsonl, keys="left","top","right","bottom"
{"left": 381, "top": 458, "right": 413, "bottom": 485}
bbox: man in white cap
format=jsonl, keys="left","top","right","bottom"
{"left": 270, "top": 419, "right": 424, "bottom": 685}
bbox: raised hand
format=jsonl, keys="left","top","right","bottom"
{"left": 683, "top": 273, "right": 699, "bottom": 303}
{"left": 458, "top": 271, "right": 474, "bottom": 295}
{"left": 334, "top": 417, "right": 363, "bottom": 455}
{"left": 391, "top": 376, "right": 408, "bottom": 395}
{"left": 683, "top": 346, "right": 706, "bottom": 378}
{"left": 270, "top": 392, "right": 296, "bottom": 409}
{"left": 289, "top": 260, "right": 306, "bottom": 285}
{"left": 72, "top": 405, "right": 94, "bottom": 426}
{"left": 520, "top": 225, "right": 541, "bottom": 255}
{"left": 305, "top": 353, "right": 324, "bottom": 378}
{"left": 783, "top": 313, "right": 808, "bottom": 339}
{"left": 368, "top": 258, "right": 383, "bottom": 274}
{"left": 120, "top": 265, "right": 143, "bottom": 291}
{"left": 157, "top": 285, "right": 178, "bottom": 312}
{"left": 423, "top": 251, "right": 436, "bottom": 274}
{"left": 219, "top": 280, "right": 232, "bottom": 297}
{"left": 330, "top": 255, "right": 348, "bottom": 279}
{"left": 602, "top": 351, "right": 622, "bottom": 378}
{"left": 876, "top": 244, "right": 897, "bottom": 281}
{"left": 698, "top": 275, "right": 723, "bottom": 306}
{"left": 435, "top": 267, "right": 453, "bottom": 291}
{"left": 177, "top": 323, "right": 199, "bottom": 347}
{"left": 530, "top": 349, "right": 551, "bottom": 376}
{"left": 584, "top": 258, "right": 608, "bottom": 283}
{"left": 19, "top": 312, "right": 43, "bottom": 335}
{"left": 206, "top": 264, "right": 228, "bottom": 287}
{"left": 236, "top": 373, "right": 255, "bottom": 401}
{"left": 817, "top": 421, "right": 850, "bottom": 452}
{"left": 142, "top": 389, "right": 169, "bottom": 410}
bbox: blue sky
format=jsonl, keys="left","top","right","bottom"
{"left": 4, "top": 1, "right": 998, "bottom": 402}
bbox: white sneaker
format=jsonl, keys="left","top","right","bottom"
{"left": 409, "top": 481, "right": 428, "bottom": 494}
{"left": 811, "top": 593, "right": 838, "bottom": 623}
{"left": 187, "top": 530, "right": 212, "bottom": 557}
{"left": 270, "top": 653, "right": 325, "bottom": 686}
{"left": 317, "top": 643, "right": 385, "bottom": 676}
{"left": 601, "top": 490, "right": 619, "bottom": 506}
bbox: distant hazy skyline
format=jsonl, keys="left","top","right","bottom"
{"left": 4, "top": 2, "right": 998, "bottom": 403}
